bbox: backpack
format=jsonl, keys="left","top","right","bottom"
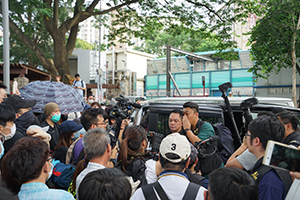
{"left": 141, "top": 181, "right": 201, "bottom": 200}
{"left": 198, "top": 121, "right": 235, "bottom": 164}
{"left": 115, "top": 156, "right": 149, "bottom": 188}
{"left": 50, "top": 163, "right": 75, "bottom": 190}
{"left": 73, "top": 80, "right": 84, "bottom": 88}
{"left": 69, "top": 139, "right": 85, "bottom": 166}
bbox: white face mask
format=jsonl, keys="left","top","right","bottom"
{"left": 47, "top": 163, "right": 54, "bottom": 181}
{"left": 72, "top": 128, "right": 86, "bottom": 140}
{"left": 88, "top": 100, "right": 94, "bottom": 104}
{"left": 1, "top": 124, "right": 16, "bottom": 141}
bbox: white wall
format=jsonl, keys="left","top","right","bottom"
{"left": 71, "top": 49, "right": 106, "bottom": 84}
{"left": 106, "top": 49, "right": 155, "bottom": 96}
{"left": 126, "top": 53, "right": 148, "bottom": 79}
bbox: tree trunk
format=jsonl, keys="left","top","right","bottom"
{"left": 53, "top": 32, "right": 71, "bottom": 83}
{"left": 291, "top": 14, "right": 300, "bottom": 107}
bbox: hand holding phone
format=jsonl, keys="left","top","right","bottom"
{"left": 263, "top": 140, "right": 300, "bottom": 172}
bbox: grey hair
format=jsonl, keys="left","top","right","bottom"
{"left": 82, "top": 128, "right": 111, "bottom": 160}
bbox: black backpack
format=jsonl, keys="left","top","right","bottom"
{"left": 198, "top": 121, "right": 235, "bottom": 164}
{"left": 141, "top": 181, "right": 201, "bottom": 200}
{"left": 115, "top": 156, "right": 149, "bottom": 188}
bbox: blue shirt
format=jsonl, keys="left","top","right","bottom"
{"left": 18, "top": 182, "right": 75, "bottom": 200}
{"left": 258, "top": 170, "right": 286, "bottom": 200}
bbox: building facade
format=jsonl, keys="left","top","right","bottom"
{"left": 145, "top": 49, "right": 255, "bottom": 98}
{"left": 106, "top": 49, "right": 155, "bottom": 97}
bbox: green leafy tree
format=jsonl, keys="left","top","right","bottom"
{"left": 0, "top": 0, "right": 253, "bottom": 82}
{"left": 133, "top": 29, "right": 221, "bottom": 57}
{"left": 75, "top": 38, "right": 94, "bottom": 50}
{"left": 247, "top": 0, "right": 300, "bottom": 106}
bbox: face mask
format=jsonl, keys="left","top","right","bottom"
{"left": 1, "top": 124, "right": 16, "bottom": 141}
{"left": 51, "top": 114, "right": 61, "bottom": 123}
{"left": 47, "top": 163, "right": 54, "bottom": 181}
{"left": 0, "top": 141, "right": 4, "bottom": 159}
{"left": 101, "top": 106, "right": 106, "bottom": 110}
{"left": 72, "top": 128, "right": 86, "bottom": 140}
{"left": 88, "top": 100, "right": 94, "bottom": 104}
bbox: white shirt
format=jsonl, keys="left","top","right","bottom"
{"left": 145, "top": 159, "right": 157, "bottom": 184}
{"left": 76, "top": 162, "right": 105, "bottom": 199}
{"left": 131, "top": 171, "right": 206, "bottom": 200}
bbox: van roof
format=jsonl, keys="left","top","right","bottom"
{"left": 147, "top": 97, "right": 295, "bottom": 107}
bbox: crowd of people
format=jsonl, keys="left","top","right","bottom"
{"left": 0, "top": 77, "right": 300, "bottom": 200}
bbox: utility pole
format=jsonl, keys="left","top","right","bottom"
{"left": 166, "top": 45, "right": 171, "bottom": 97}
{"left": 2, "top": 0, "right": 10, "bottom": 91}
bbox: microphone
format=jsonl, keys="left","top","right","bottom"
{"left": 199, "top": 135, "right": 220, "bottom": 145}
{"left": 132, "top": 102, "right": 142, "bottom": 108}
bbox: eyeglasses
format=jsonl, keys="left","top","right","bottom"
{"left": 47, "top": 156, "right": 53, "bottom": 163}
{"left": 245, "top": 133, "right": 255, "bottom": 138}
{"left": 95, "top": 121, "right": 108, "bottom": 126}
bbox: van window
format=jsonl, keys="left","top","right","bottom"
{"left": 140, "top": 109, "right": 223, "bottom": 136}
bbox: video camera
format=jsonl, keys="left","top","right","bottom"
{"left": 109, "top": 95, "right": 141, "bottom": 120}
{"left": 108, "top": 95, "right": 142, "bottom": 140}
{"left": 240, "top": 97, "right": 259, "bottom": 141}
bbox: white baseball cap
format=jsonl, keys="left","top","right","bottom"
{"left": 159, "top": 133, "right": 191, "bottom": 163}
{"left": 27, "top": 125, "right": 49, "bottom": 132}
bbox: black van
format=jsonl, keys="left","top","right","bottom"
{"left": 132, "top": 97, "right": 300, "bottom": 150}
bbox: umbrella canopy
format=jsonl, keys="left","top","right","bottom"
{"left": 19, "top": 81, "right": 85, "bottom": 114}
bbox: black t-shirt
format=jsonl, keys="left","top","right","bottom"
{"left": 3, "top": 130, "right": 25, "bottom": 154}
{"left": 167, "top": 129, "right": 185, "bottom": 136}
{"left": 40, "top": 120, "right": 61, "bottom": 151}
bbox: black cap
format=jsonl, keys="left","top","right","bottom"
{"left": 2, "top": 95, "right": 36, "bottom": 112}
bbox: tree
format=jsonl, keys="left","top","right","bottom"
{"left": 75, "top": 38, "right": 94, "bottom": 50}
{"left": 133, "top": 29, "right": 221, "bottom": 57}
{"left": 0, "top": 0, "right": 252, "bottom": 82}
{"left": 247, "top": 0, "right": 300, "bottom": 106}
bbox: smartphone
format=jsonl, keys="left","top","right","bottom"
{"left": 13, "top": 81, "right": 18, "bottom": 94}
{"left": 263, "top": 140, "right": 300, "bottom": 172}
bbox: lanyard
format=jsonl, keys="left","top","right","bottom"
{"left": 157, "top": 172, "right": 189, "bottom": 181}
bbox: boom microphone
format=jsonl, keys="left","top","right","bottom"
{"left": 199, "top": 135, "right": 220, "bottom": 145}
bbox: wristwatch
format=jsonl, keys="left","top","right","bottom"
{"left": 109, "top": 158, "right": 116, "bottom": 165}
{"left": 184, "top": 129, "right": 191, "bottom": 133}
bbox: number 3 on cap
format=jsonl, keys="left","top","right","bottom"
{"left": 171, "top": 143, "right": 176, "bottom": 150}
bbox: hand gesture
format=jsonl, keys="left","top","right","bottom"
{"left": 182, "top": 115, "right": 191, "bottom": 130}
{"left": 27, "top": 128, "right": 51, "bottom": 142}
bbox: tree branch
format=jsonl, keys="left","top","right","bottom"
{"left": 7, "top": 15, "right": 57, "bottom": 74}
{"left": 54, "top": 0, "right": 58, "bottom": 27}
{"left": 185, "top": 0, "right": 224, "bottom": 22}
{"left": 66, "top": 24, "right": 79, "bottom": 58}
{"left": 59, "top": 0, "right": 140, "bottom": 34}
